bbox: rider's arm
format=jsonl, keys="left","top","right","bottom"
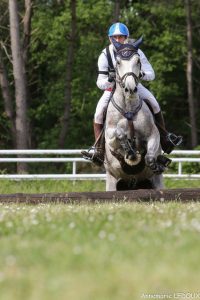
{"left": 96, "top": 51, "right": 115, "bottom": 90}
{"left": 139, "top": 49, "right": 155, "bottom": 81}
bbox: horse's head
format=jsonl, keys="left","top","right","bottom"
{"left": 112, "top": 36, "right": 143, "bottom": 97}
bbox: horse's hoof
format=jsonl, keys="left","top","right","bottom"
{"left": 145, "top": 156, "right": 157, "bottom": 170}
{"left": 145, "top": 156, "right": 166, "bottom": 174}
{"left": 125, "top": 152, "right": 141, "bottom": 166}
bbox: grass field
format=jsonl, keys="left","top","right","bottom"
{"left": 0, "top": 179, "right": 200, "bottom": 300}
{"left": 0, "top": 178, "right": 199, "bottom": 194}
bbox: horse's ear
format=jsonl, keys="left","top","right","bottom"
{"left": 110, "top": 36, "right": 122, "bottom": 51}
{"left": 132, "top": 36, "right": 143, "bottom": 50}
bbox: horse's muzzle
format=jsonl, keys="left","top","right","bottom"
{"left": 125, "top": 86, "right": 137, "bottom": 94}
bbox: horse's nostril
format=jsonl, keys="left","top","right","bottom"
{"left": 125, "top": 88, "right": 129, "bottom": 93}
{"left": 133, "top": 87, "right": 137, "bottom": 93}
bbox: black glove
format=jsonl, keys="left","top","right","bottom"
{"left": 108, "top": 72, "right": 116, "bottom": 82}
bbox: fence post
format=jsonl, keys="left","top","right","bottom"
{"left": 178, "top": 161, "right": 182, "bottom": 176}
{"left": 72, "top": 161, "right": 76, "bottom": 175}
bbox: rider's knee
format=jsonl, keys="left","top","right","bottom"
{"left": 148, "top": 94, "right": 160, "bottom": 111}
{"left": 153, "top": 105, "right": 160, "bottom": 114}
{"left": 147, "top": 97, "right": 160, "bottom": 114}
{"left": 94, "top": 111, "right": 104, "bottom": 124}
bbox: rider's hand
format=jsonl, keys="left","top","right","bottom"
{"left": 108, "top": 72, "right": 116, "bottom": 82}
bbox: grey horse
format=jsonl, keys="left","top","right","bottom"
{"left": 105, "top": 37, "right": 169, "bottom": 191}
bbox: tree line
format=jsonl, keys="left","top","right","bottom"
{"left": 0, "top": 0, "right": 199, "bottom": 163}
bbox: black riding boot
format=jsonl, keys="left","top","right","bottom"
{"left": 81, "top": 122, "right": 105, "bottom": 166}
{"left": 154, "top": 111, "right": 182, "bottom": 154}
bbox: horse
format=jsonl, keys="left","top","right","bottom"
{"left": 104, "top": 37, "right": 169, "bottom": 191}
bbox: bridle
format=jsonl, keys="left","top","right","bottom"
{"left": 111, "top": 50, "right": 142, "bottom": 121}
{"left": 116, "top": 70, "right": 140, "bottom": 90}
{"left": 115, "top": 51, "right": 141, "bottom": 90}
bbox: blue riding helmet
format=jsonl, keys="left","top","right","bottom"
{"left": 108, "top": 22, "right": 129, "bottom": 37}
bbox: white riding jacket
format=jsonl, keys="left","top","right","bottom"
{"left": 96, "top": 44, "right": 155, "bottom": 90}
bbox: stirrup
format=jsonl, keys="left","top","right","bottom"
{"left": 162, "top": 133, "right": 183, "bottom": 154}
{"left": 167, "top": 133, "right": 183, "bottom": 146}
{"left": 81, "top": 147, "right": 104, "bottom": 167}
{"left": 81, "top": 147, "right": 95, "bottom": 161}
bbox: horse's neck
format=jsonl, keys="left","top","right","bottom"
{"left": 115, "top": 84, "right": 140, "bottom": 110}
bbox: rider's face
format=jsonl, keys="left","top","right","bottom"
{"left": 112, "top": 35, "right": 126, "bottom": 44}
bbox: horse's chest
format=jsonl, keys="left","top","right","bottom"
{"left": 133, "top": 113, "right": 152, "bottom": 137}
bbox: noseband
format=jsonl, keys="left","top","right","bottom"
{"left": 117, "top": 71, "right": 139, "bottom": 89}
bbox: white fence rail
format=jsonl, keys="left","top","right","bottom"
{"left": 0, "top": 149, "right": 199, "bottom": 180}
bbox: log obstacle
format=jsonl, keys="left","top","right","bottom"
{"left": 0, "top": 188, "right": 200, "bottom": 204}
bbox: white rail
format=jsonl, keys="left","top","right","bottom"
{"left": 0, "top": 149, "right": 199, "bottom": 180}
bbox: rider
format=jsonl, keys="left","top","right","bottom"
{"left": 82, "top": 22, "right": 182, "bottom": 166}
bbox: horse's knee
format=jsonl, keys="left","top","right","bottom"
{"left": 116, "top": 127, "right": 126, "bottom": 140}
{"left": 106, "top": 128, "right": 117, "bottom": 148}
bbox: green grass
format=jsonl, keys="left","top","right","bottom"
{"left": 0, "top": 179, "right": 106, "bottom": 194}
{"left": 0, "top": 202, "right": 200, "bottom": 300}
{"left": 164, "top": 179, "right": 200, "bottom": 189}
{"left": 0, "top": 180, "right": 200, "bottom": 299}
{"left": 0, "top": 178, "right": 199, "bottom": 194}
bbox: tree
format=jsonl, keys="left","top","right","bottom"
{"left": 185, "top": 0, "right": 198, "bottom": 147}
{"left": 113, "top": 0, "right": 120, "bottom": 22}
{"left": 0, "top": 1, "right": 16, "bottom": 147}
{"left": 9, "top": 0, "right": 29, "bottom": 172}
{"left": 58, "top": 0, "right": 77, "bottom": 148}
{"left": 22, "top": 0, "right": 33, "bottom": 64}
{"left": 0, "top": 48, "right": 16, "bottom": 147}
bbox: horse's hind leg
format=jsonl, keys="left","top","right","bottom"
{"left": 151, "top": 174, "right": 164, "bottom": 189}
{"left": 106, "top": 172, "right": 117, "bottom": 191}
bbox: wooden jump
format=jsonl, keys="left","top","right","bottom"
{"left": 0, "top": 188, "right": 200, "bottom": 204}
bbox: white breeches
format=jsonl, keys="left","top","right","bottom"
{"left": 94, "top": 84, "right": 160, "bottom": 124}
{"left": 137, "top": 83, "right": 160, "bottom": 114}
{"left": 94, "top": 90, "right": 112, "bottom": 124}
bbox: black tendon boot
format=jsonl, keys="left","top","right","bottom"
{"left": 81, "top": 123, "right": 105, "bottom": 166}
{"left": 154, "top": 111, "right": 182, "bottom": 154}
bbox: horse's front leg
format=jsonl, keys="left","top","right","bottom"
{"left": 106, "top": 171, "right": 118, "bottom": 191}
{"left": 115, "top": 119, "right": 141, "bottom": 165}
{"left": 145, "top": 126, "right": 163, "bottom": 173}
